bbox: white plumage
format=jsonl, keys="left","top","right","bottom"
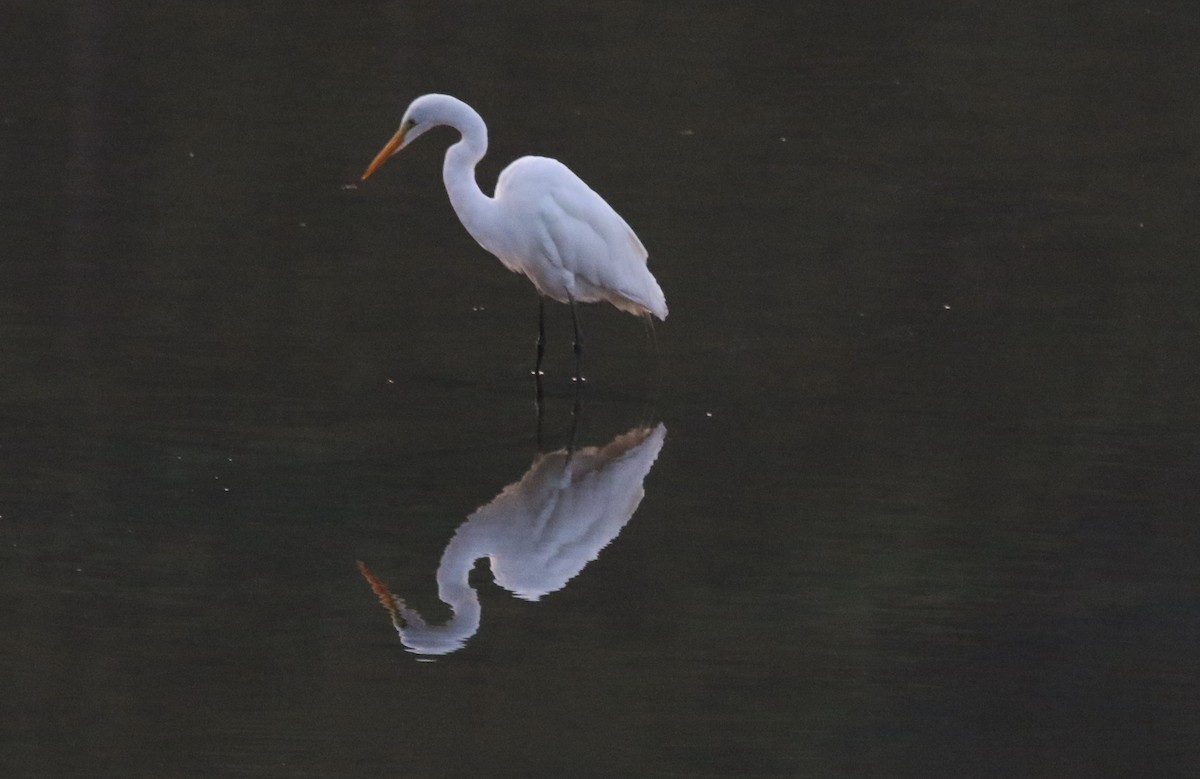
{"left": 362, "top": 94, "right": 666, "bottom": 373}
{"left": 491, "top": 155, "right": 665, "bottom": 319}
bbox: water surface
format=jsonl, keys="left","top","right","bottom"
{"left": 2, "top": 1, "right": 1198, "bottom": 777}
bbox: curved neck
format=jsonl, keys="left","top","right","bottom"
{"left": 442, "top": 106, "right": 500, "bottom": 253}
{"left": 391, "top": 533, "right": 482, "bottom": 656}
{"left": 436, "top": 529, "right": 483, "bottom": 612}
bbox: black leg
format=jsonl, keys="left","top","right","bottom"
{"left": 570, "top": 297, "right": 583, "bottom": 383}
{"left": 568, "top": 389, "right": 580, "bottom": 451}
{"left": 534, "top": 379, "right": 545, "bottom": 449}
{"left": 533, "top": 296, "right": 546, "bottom": 377}
{"left": 571, "top": 366, "right": 583, "bottom": 418}
{"left": 533, "top": 297, "right": 545, "bottom": 441}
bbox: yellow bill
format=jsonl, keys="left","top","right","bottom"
{"left": 361, "top": 125, "right": 408, "bottom": 180}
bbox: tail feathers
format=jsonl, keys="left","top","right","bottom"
{"left": 573, "top": 269, "right": 668, "bottom": 320}
{"left": 613, "top": 276, "right": 667, "bottom": 321}
{"left": 648, "top": 293, "right": 668, "bottom": 321}
{"left": 636, "top": 282, "right": 668, "bottom": 321}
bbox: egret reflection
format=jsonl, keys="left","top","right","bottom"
{"left": 359, "top": 423, "right": 666, "bottom": 656}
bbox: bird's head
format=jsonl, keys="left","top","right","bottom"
{"left": 361, "top": 94, "right": 459, "bottom": 180}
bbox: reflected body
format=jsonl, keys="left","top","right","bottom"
{"left": 361, "top": 94, "right": 667, "bottom": 375}
{"left": 360, "top": 424, "right": 667, "bottom": 656}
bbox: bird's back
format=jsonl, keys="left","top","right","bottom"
{"left": 493, "top": 156, "right": 667, "bottom": 320}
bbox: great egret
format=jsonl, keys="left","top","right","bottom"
{"left": 361, "top": 94, "right": 667, "bottom": 378}
{"left": 358, "top": 423, "right": 667, "bottom": 656}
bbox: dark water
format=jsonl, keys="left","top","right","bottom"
{"left": 4, "top": 1, "right": 1199, "bottom": 776}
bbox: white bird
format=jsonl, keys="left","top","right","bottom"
{"left": 361, "top": 94, "right": 667, "bottom": 378}
{"left": 358, "top": 423, "right": 667, "bottom": 656}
